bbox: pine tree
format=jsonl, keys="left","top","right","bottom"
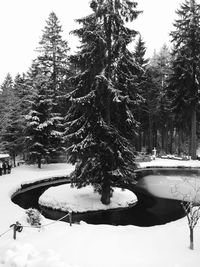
{"left": 0, "top": 74, "right": 13, "bottom": 127}
{"left": 12, "top": 74, "right": 34, "bottom": 158}
{"left": 139, "top": 66, "right": 160, "bottom": 152}
{"left": 25, "top": 12, "right": 70, "bottom": 166}
{"left": 150, "top": 45, "right": 172, "bottom": 152}
{"left": 132, "top": 35, "right": 149, "bottom": 151}
{"left": 133, "top": 35, "right": 148, "bottom": 67}
{"left": 64, "top": 0, "right": 141, "bottom": 204}
{"left": 0, "top": 74, "right": 19, "bottom": 164}
{"left": 0, "top": 73, "right": 36, "bottom": 165}
{"left": 169, "top": 0, "right": 200, "bottom": 158}
{"left": 26, "top": 73, "right": 62, "bottom": 168}
{"left": 36, "top": 11, "right": 70, "bottom": 115}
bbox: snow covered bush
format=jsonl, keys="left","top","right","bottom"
{"left": 26, "top": 208, "right": 42, "bottom": 227}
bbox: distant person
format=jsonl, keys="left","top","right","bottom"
{"left": 2, "top": 162, "right": 7, "bottom": 175}
{"left": 0, "top": 161, "right": 2, "bottom": 176}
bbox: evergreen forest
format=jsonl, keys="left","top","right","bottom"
{"left": 1, "top": 0, "right": 200, "bottom": 204}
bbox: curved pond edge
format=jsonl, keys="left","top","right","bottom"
{"left": 11, "top": 175, "right": 186, "bottom": 227}
{"left": 11, "top": 175, "right": 138, "bottom": 215}
{"left": 11, "top": 176, "right": 71, "bottom": 198}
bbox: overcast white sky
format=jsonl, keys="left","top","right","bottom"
{"left": 0, "top": 0, "right": 185, "bottom": 85}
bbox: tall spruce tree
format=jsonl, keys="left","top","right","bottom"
{"left": 133, "top": 35, "right": 149, "bottom": 151}
{"left": 12, "top": 74, "right": 34, "bottom": 159}
{"left": 0, "top": 74, "right": 13, "bottom": 128}
{"left": 26, "top": 73, "right": 62, "bottom": 168}
{"left": 36, "top": 11, "right": 70, "bottom": 114}
{"left": 133, "top": 35, "right": 148, "bottom": 67}
{"left": 169, "top": 0, "right": 200, "bottom": 158}
{"left": 150, "top": 45, "right": 172, "bottom": 152}
{"left": 25, "top": 12, "right": 70, "bottom": 166}
{"left": 64, "top": 0, "right": 141, "bottom": 204}
{"left": 0, "top": 74, "right": 19, "bottom": 164}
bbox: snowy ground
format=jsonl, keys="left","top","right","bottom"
{"left": 138, "top": 157, "right": 200, "bottom": 168}
{"left": 0, "top": 160, "right": 200, "bottom": 267}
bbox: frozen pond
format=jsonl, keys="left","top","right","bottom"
{"left": 12, "top": 170, "right": 188, "bottom": 226}
{"left": 136, "top": 168, "right": 200, "bottom": 204}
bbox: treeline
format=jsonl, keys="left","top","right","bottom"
{"left": 0, "top": 0, "right": 200, "bottom": 172}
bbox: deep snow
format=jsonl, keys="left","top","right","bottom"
{"left": 0, "top": 160, "right": 200, "bottom": 267}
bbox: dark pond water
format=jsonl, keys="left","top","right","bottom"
{"left": 12, "top": 183, "right": 185, "bottom": 227}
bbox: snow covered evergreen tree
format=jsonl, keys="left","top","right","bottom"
{"left": 64, "top": 0, "right": 141, "bottom": 204}
{"left": 26, "top": 72, "right": 63, "bottom": 168}
{"left": 133, "top": 35, "right": 148, "bottom": 67}
{"left": 25, "top": 12, "right": 70, "bottom": 166}
{"left": 0, "top": 73, "right": 34, "bottom": 165}
{"left": 133, "top": 35, "right": 149, "bottom": 151}
{"left": 0, "top": 74, "right": 13, "bottom": 128}
{"left": 0, "top": 74, "right": 17, "bottom": 161}
{"left": 169, "top": 0, "right": 200, "bottom": 158}
{"left": 12, "top": 74, "right": 32, "bottom": 158}
{"left": 36, "top": 11, "right": 70, "bottom": 115}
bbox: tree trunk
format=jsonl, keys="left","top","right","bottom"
{"left": 101, "top": 177, "right": 111, "bottom": 205}
{"left": 153, "top": 125, "right": 157, "bottom": 149}
{"left": 100, "top": 15, "right": 112, "bottom": 205}
{"left": 161, "top": 127, "right": 165, "bottom": 152}
{"left": 105, "top": 16, "right": 111, "bottom": 126}
{"left": 169, "top": 123, "right": 173, "bottom": 154}
{"left": 190, "top": 109, "right": 196, "bottom": 159}
{"left": 138, "top": 130, "right": 142, "bottom": 151}
{"left": 37, "top": 156, "right": 42, "bottom": 169}
{"left": 177, "top": 129, "right": 182, "bottom": 156}
{"left": 189, "top": 227, "right": 194, "bottom": 250}
{"left": 165, "top": 128, "right": 168, "bottom": 153}
{"left": 149, "top": 113, "right": 153, "bottom": 153}
{"left": 12, "top": 152, "right": 16, "bottom": 167}
{"left": 142, "top": 131, "right": 146, "bottom": 148}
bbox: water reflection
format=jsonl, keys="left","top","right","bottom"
{"left": 40, "top": 192, "right": 185, "bottom": 226}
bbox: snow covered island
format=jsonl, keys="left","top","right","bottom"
{"left": 38, "top": 184, "right": 137, "bottom": 213}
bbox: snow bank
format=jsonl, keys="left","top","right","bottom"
{"left": 0, "top": 241, "right": 71, "bottom": 267}
{"left": 138, "top": 158, "right": 200, "bottom": 168}
{"left": 39, "top": 185, "right": 137, "bottom": 212}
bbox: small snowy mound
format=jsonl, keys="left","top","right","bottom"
{"left": 0, "top": 241, "right": 71, "bottom": 267}
{"left": 39, "top": 184, "right": 137, "bottom": 213}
